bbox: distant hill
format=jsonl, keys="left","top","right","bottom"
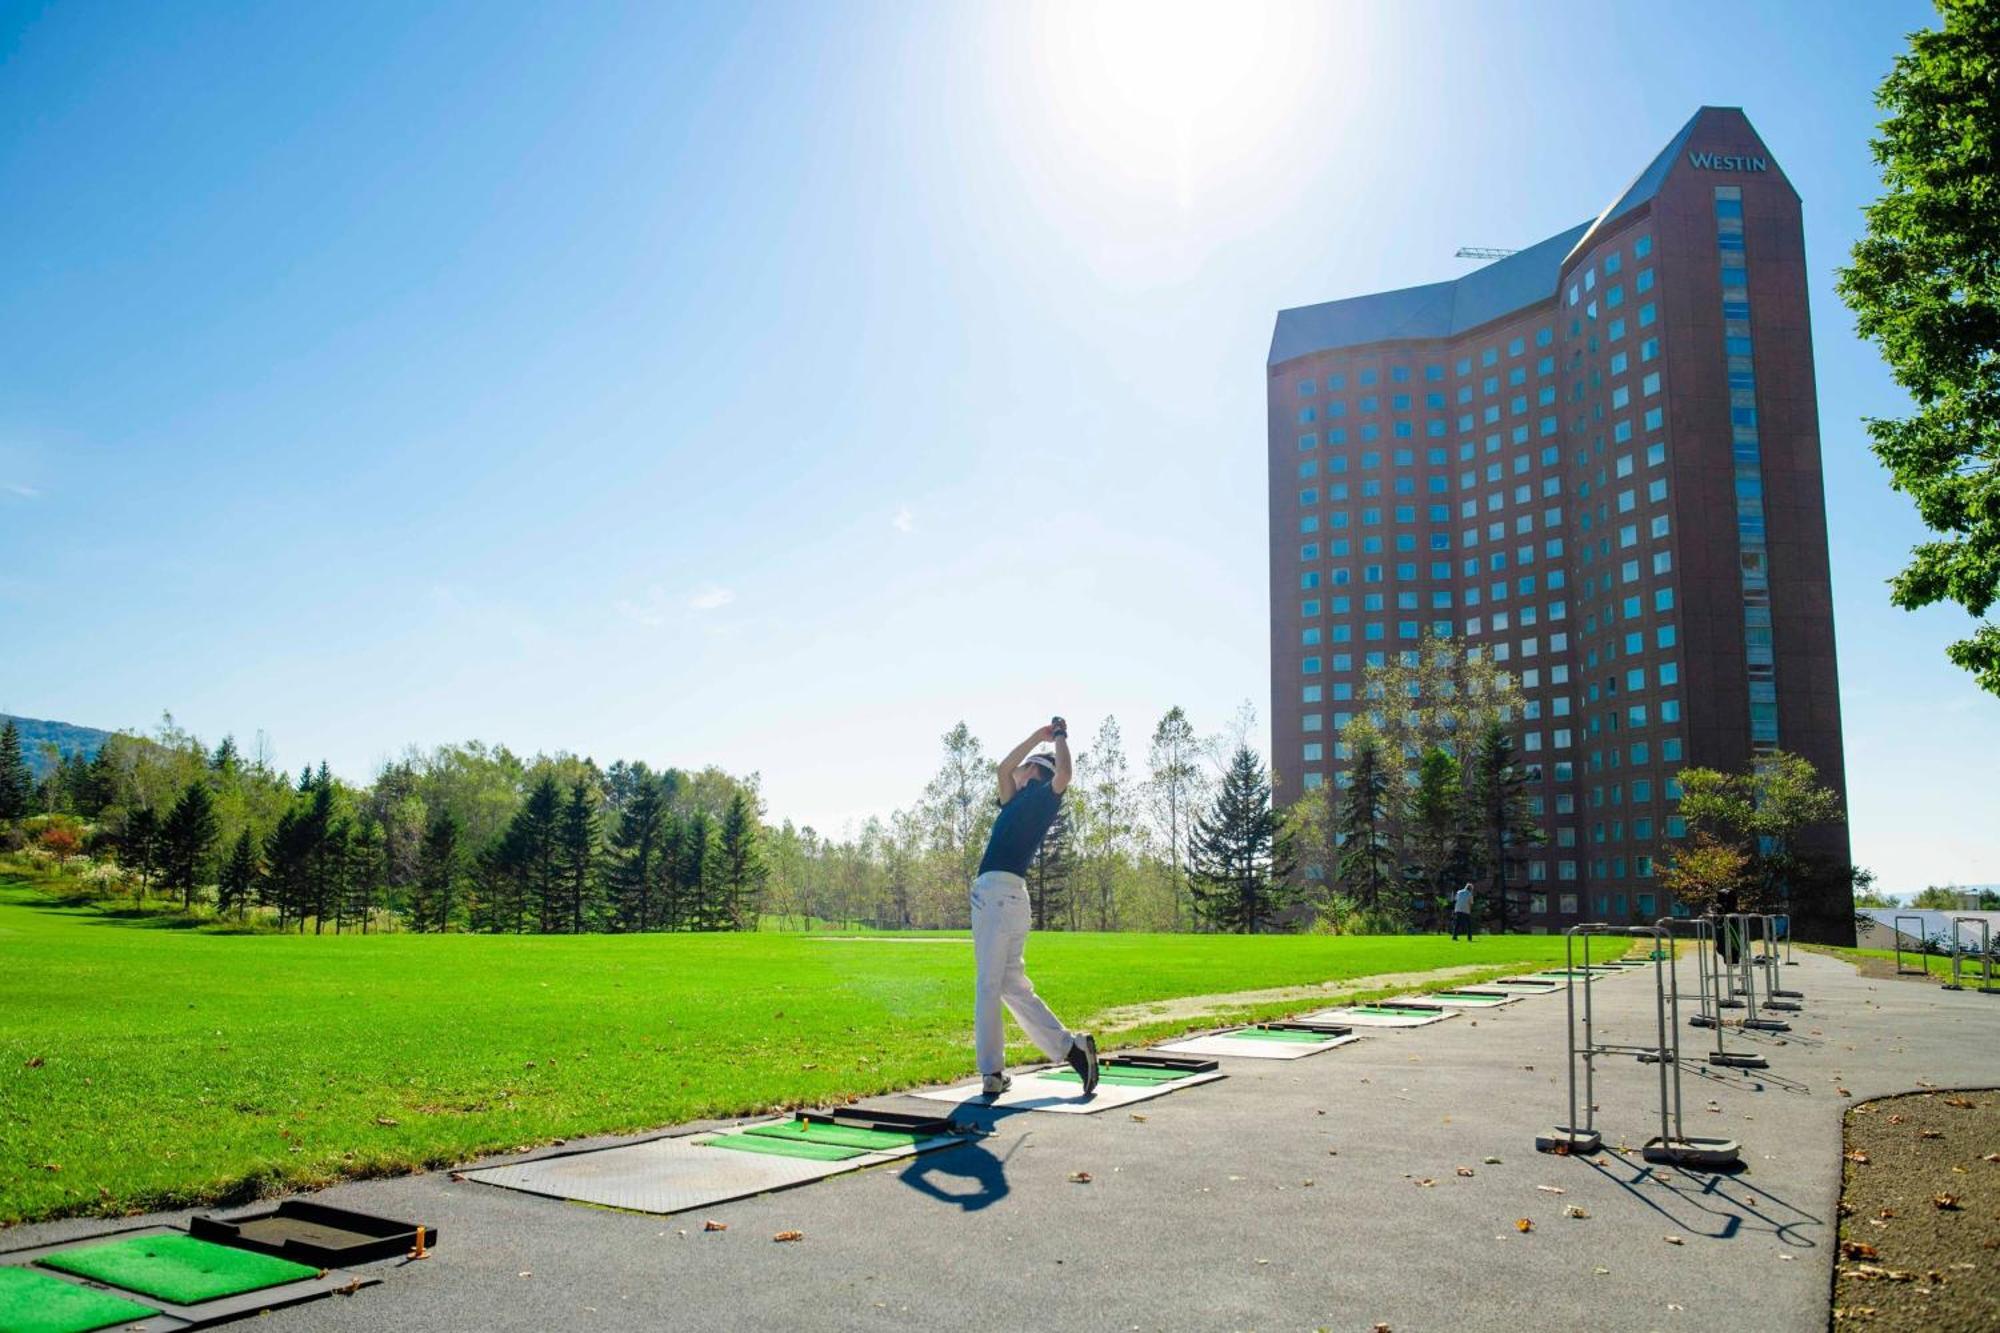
{"left": 1, "top": 715, "right": 116, "bottom": 779}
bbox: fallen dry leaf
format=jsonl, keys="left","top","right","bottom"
{"left": 375, "top": 1117, "right": 399, "bottom": 1127}
{"left": 1943, "top": 1096, "right": 1975, "bottom": 1109}
{"left": 1837, "top": 1087, "right": 1852, "bottom": 1097}
{"left": 1414, "top": 1178, "right": 1436, "bottom": 1188}
{"left": 1664, "top": 1235, "right": 1684, "bottom": 1246}
{"left": 448, "top": 1171, "right": 467, "bottom": 1182}
{"left": 1483, "top": 1155, "right": 1502, "bottom": 1165}
{"left": 1128, "top": 1113, "right": 1148, "bottom": 1123}
{"left": 41, "top": 1163, "right": 58, "bottom": 1173}
{"left": 1887, "top": 1113, "right": 1906, "bottom": 1125}
{"left": 1536, "top": 1184, "right": 1567, "bottom": 1195}
{"left": 1920, "top": 1129, "right": 1943, "bottom": 1140}
{"left": 24, "top": 1056, "right": 43, "bottom": 1069}
{"left": 1456, "top": 1167, "right": 1476, "bottom": 1177}
{"left": 772, "top": 1230, "right": 803, "bottom": 1243}
{"left": 1933, "top": 1193, "right": 1961, "bottom": 1211}
{"left": 1840, "top": 1241, "right": 1879, "bottom": 1261}
{"left": 1983, "top": 1153, "right": 2000, "bottom": 1163}
{"left": 1069, "top": 1171, "right": 1092, "bottom": 1184}
{"left": 1515, "top": 1218, "right": 1534, "bottom": 1233}
{"left": 1563, "top": 1204, "right": 1590, "bottom": 1219}
{"left": 1844, "top": 1264, "right": 1918, "bottom": 1283}
{"left": 1844, "top": 1150, "right": 1871, "bottom": 1165}
{"left": 703, "top": 1220, "right": 727, "bottom": 1232}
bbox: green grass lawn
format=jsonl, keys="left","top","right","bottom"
{"left": 1806, "top": 942, "right": 1997, "bottom": 984}
{"left": 0, "top": 874, "right": 1590, "bottom": 1226}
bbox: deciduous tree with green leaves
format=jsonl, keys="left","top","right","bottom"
{"left": 1660, "top": 833, "right": 1751, "bottom": 916}
{"left": 1837, "top": 0, "right": 2000, "bottom": 695}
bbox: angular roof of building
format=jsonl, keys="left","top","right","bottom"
{"left": 1269, "top": 108, "right": 1730, "bottom": 368}
{"left": 1268, "top": 220, "right": 1590, "bottom": 366}
{"left": 1562, "top": 109, "right": 1707, "bottom": 264}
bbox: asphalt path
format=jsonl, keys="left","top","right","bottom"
{"left": 10, "top": 948, "right": 1998, "bottom": 1331}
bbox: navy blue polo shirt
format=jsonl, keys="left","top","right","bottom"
{"left": 978, "top": 777, "right": 1061, "bottom": 877}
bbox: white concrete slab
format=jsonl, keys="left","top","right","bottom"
{"left": 461, "top": 1125, "right": 964, "bottom": 1216}
{"left": 1303, "top": 1005, "right": 1457, "bottom": 1028}
{"left": 1402, "top": 989, "right": 1520, "bottom": 1008}
{"left": 1154, "top": 1030, "right": 1363, "bottom": 1061}
{"left": 909, "top": 1068, "right": 1225, "bottom": 1114}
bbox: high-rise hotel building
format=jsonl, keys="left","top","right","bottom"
{"left": 1266, "top": 108, "right": 1850, "bottom": 936}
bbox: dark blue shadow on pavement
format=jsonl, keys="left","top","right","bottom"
{"left": 897, "top": 1137, "right": 1014, "bottom": 1213}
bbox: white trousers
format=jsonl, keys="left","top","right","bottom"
{"left": 971, "top": 870, "right": 1075, "bottom": 1076}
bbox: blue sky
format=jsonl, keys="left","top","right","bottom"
{"left": 1, "top": 1, "right": 1991, "bottom": 891}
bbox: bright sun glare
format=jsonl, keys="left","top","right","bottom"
{"left": 1030, "top": 0, "right": 1324, "bottom": 209}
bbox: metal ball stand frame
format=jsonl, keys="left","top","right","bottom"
{"left": 1942, "top": 916, "right": 1996, "bottom": 994}
{"left": 1724, "top": 912, "right": 1790, "bottom": 1031}
{"left": 1892, "top": 913, "right": 1931, "bottom": 977}
{"left": 1678, "top": 916, "right": 1768, "bottom": 1069}
{"left": 1535, "top": 922, "right": 1742, "bottom": 1170}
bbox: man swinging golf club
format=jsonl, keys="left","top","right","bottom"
{"left": 973, "top": 717, "right": 1099, "bottom": 1097}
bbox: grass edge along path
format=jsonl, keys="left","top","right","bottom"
{"left": 0, "top": 876, "right": 1613, "bottom": 1227}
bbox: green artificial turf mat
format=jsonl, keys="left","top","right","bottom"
{"left": 37, "top": 1234, "right": 317, "bottom": 1305}
{"left": 0, "top": 1265, "right": 160, "bottom": 1333}
{"left": 702, "top": 1133, "right": 868, "bottom": 1161}
{"left": 1224, "top": 1027, "right": 1334, "bottom": 1043}
{"left": 1040, "top": 1067, "right": 1187, "bottom": 1087}
{"left": 742, "top": 1119, "right": 926, "bottom": 1150}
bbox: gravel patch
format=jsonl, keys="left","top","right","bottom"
{"left": 1834, "top": 1087, "right": 2000, "bottom": 1329}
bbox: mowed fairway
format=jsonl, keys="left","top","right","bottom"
{"left": 0, "top": 880, "right": 1583, "bottom": 1225}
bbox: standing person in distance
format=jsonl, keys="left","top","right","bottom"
{"left": 1451, "top": 881, "right": 1475, "bottom": 941}
{"left": 971, "top": 717, "right": 1099, "bottom": 1097}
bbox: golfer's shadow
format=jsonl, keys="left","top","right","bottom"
{"left": 896, "top": 1134, "right": 1018, "bottom": 1213}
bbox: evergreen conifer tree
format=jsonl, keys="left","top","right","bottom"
{"left": 217, "top": 828, "right": 258, "bottom": 920}
{"left": 607, "top": 776, "right": 666, "bottom": 931}
{"left": 302, "top": 782, "right": 337, "bottom": 932}
{"left": 1026, "top": 804, "right": 1075, "bottom": 930}
{"left": 346, "top": 819, "right": 383, "bottom": 932}
{"left": 159, "top": 780, "right": 221, "bottom": 911}
{"left": 1334, "top": 730, "right": 1396, "bottom": 916}
{"left": 122, "top": 807, "right": 161, "bottom": 902}
{"left": 716, "top": 789, "right": 765, "bottom": 931}
{"left": 656, "top": 810, "right": 690, "bottom": 930}
{"left": 1463, "top": 720, "right": 1543, "bottom": 933}
{"left": 412, "top": 810, "right": 463, "bottom": 932}
{"left": 263, "top": 807, "right": 301, "bottom": 928}
{"left": 1187, "top": 744, "right": 1292, "bottom": 933}
{"left": 1401, "top": 747, "right": 1470, "bottom": 931}
{"left": 84, "top": 747, "right": 119, "bottom": 817}
{"left": 557, "top": 779, "right": 600, "bottom": 932}
{"left": 512, "top": 775, "right": 563, "bottom": 933}
{"left": 0, "top": 720, "right": 31, "bottom": 822}
{"left": 682, "top": 809, "right": 717, "bottom": 929}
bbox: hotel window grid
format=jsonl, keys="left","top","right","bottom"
{"left": 1714, "top": 186, "right": 1780, "bottom": 754}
